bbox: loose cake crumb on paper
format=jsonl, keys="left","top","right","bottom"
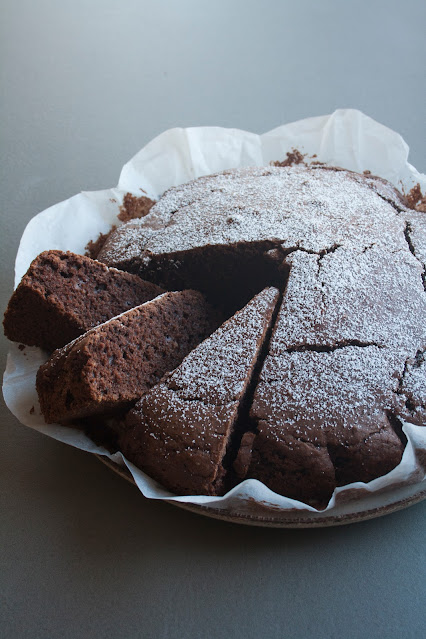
{"left": 85, "top": 227, "right": 117, "bottom": 259}
{"left": 405, "top": 183, "right": 426, "bottom": 212}
{"left": 118, "top": 193, "right": 156, "bottom": 222}
{"left": 272, "top": 149, "right": 305, "bottom": 167}
{"left": 85, "top": 193, "right": 155, "bottom": 259}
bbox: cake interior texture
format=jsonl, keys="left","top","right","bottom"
{"left": 3, "top": 250, "right": 164, "bottom": 351}
{"left": 36, "top": 290, "right": 220, "bottom": 423}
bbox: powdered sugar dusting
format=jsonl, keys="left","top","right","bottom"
{"left": 250, "top": 243, "right": 425, "bottom": 458}
{"left": 122, "top": 287, "right": 280, "bottom": 495}
{"left": 253, "top": 347, "right": 404, "bottom": 436}
{"left": 166, "top": 287, "right": 279, "bottom": 406}
{"left": 131, "top": 287, "right": 279, "bottom": 444}
{"left": 271, "top": 246, "right": 425, "bottom": 353}
{"left": 403, "top": 211, "right": 426, "bottom": 288}
{"left": 98, "top": 166, "right": 407, "bottom": 265}
{"left": 248, "top": 224, "right": 425, "bottom": 496}
{"left": 101, "top": 165, "right": 425, "bottom": 435}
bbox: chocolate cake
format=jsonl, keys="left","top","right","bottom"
{"left": 121, "top": 287, "right": 280, "bottom": 495}
{"left": 3, "top": 250, "right": 164, "bottom": 351}
{"left": 97, "top": 165, "right": 425, "bottom": 505}
{"left": 6, "top": 162, "right": 425, "bottom": 508}
{"left": 36, "top": 290, "right": 220, "bottom": 423}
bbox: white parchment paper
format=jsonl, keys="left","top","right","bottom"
{"left": 3, "top": 109, "right": 426, "bottom": 514}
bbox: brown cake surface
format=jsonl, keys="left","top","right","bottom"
{"left": 121, "top": 287, "right": 280, "bottom": 495}
{"left": 3, "top": 250, "right": 164, "bottom": 351}
{"left": 98, "top": 164, "right": 426, "bottom": 313}
{"left": 98, "top": 166, "right": 408, "bottom": 265}
{"left": 97, "top": 165, "right": 425, "bottom": 505}
{"left": 232, "top": 246, "right": 425, "bottom": 506}
{"left": 238, "top": 348, "right": 406, "bottom": 507}
{"left": 36, "top": 290, "right": 220, "bottom": 423}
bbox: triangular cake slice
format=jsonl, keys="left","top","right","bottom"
{"left": 36, "top": 290, "right": 220, "bottom": 423}
{"left": 120, "top": 287, "right": 280, "bottom": 496}
{"left": 4, "top": 250, "right": 165, "bottom": 351}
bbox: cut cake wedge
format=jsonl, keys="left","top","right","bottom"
{"left": 120, "top": 287, "right": 280, "bottom": 495}
{"left": 36, "top": 290, "right": 219, "bottom": 423}
{"left": 4, "top": 250, "right": 164, "bottom": 351}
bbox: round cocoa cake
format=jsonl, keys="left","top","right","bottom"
{"left": 6, "top": 164, "right": 425, "bottom": 509}
{"left": 97, "top": 164, "right": 425, "bottom": 507}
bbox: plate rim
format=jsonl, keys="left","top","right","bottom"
{"left": 96, "top": 455, "right": 426, "bottom": 528}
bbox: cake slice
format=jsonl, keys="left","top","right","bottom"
{"left": 120, "top": 287, "right": 280, "bottom": 496}
{"left": 3, "top": 250, "right": 164, "bottom": 351}
{"left": 36, "top": 290, "right": 220, "bottom": 423}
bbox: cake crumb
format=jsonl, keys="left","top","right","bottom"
{"left": 29, "top": 406, "right": 35, "bottom": 415}
{"left": 18, "top": 344, "right": 25, "bottom": 351}
{"left": 85, "top": 193, "right": 155, "bottom": 259}
{"left": 405, "top": 183, "right": 426, "bottom": 212}
{"left": 85, "top": 227, "right": 117, "bottom": 259}
{"left": 118, "top": 193, "right": 156, "bottom": 222}
{"left": 272, "top": 149, "right": 305, "bottom": 167}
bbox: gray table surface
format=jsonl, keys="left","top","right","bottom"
{"left": 1, "top": 2, "right": 425, "bottom": 638}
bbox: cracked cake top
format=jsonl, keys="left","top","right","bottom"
{"left": 99, "top": 165, "right": 413, "bottom": 262}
